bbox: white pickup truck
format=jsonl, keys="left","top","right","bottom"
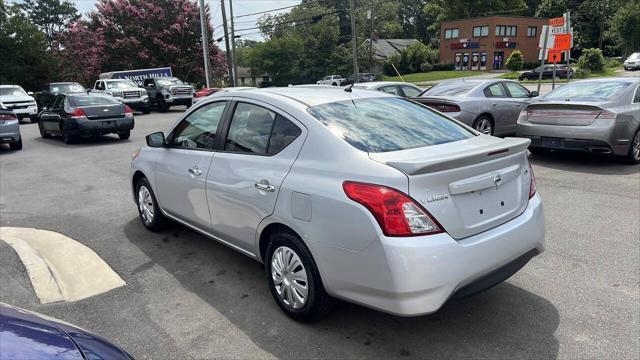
{"left": 0, "top": 85, "right": 38, "bottom": 122}
{"left": 91, "top": 79, "right": 151, "bottom": 114}
{"left": 316, "top": 75, "right": 345, "bottom": 86}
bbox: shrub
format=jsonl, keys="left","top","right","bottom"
{"left": 505, "top": 50, "right": 524, "bottom": 71}
{"left": 604, "top": 57, "right": 622, "bottom": 68}
{"left": 420, "top": 62, "right": 433, "bottom": 72}
{"left": 522, "top": 61, "right": 541, "bottom": 70}
{"left": 383, "top": 53, "right": 401, "bottom": 76}
{"left": 501, "top": 71, "right": 520, "bottom": 79}
{"left": 577, "top": 48, "right": 605, "bottom": 72}
{"left": 432, "top": 63, "right": 455, "bottom": 71}
{"left": 574, "top": 68, "right": 591, "bottom": 78}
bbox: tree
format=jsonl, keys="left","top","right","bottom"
{"left": 0, "top": 1, "right": 51, "bottom": 89}
{"left": 577, "top": 48, "right": 605, "bottom": 71}
{"left": 248, "top": 36, "right": 303, "bottom": 86}
{"left": 56, "top": 20, "right": 105, "bottom": 86}
{"left": 505, "top": 50, "right": 524, "bottom": 71}
{"left": 58, "top": 0, "right": 226, "bottom": 86}
{"left": 19, "top": 0, "right": 79, "bottom": 49}
{"left": 607, "top": 0, "right": 640, "bottom": 56}
{"left": 535, "top": 0, "right": 566, "bottom": 17}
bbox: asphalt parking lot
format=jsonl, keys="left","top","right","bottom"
{"left": 1, "top": 112, "right": 638, "bottom": 359}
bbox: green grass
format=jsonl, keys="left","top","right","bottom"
{"left": 382, "top": 70, "right": 490, "bottom": 84}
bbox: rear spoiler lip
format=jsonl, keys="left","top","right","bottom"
{"left": 412, "top": 96, "right": 459, "bottom": 105}
{"left": 384, "top": 137, "right": 531, "bottom": 175}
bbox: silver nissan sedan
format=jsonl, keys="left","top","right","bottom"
{"left": 130, "top": 87, "right": 545, "bottom": 320}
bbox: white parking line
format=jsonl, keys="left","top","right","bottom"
{"left": 0, "top": 227, "right": 125, "bottom": 304}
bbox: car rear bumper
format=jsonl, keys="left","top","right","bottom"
{"left": 313, "top": 194, "right": 545, "bottom": 316}
{"left": 516, "top": 119, "right": 632, "bottom": 156}
{"left": 0, "top": 120, "right": 21, "bottom": 143}
{"left": 65, "top": 117, "right": 134, "bottom": 136}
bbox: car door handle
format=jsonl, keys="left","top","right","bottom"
{"left": 492, "top": 103, "right": 498, "bottom": 107}
{"left": 188, "top": 166, "right": 202, "bottom": 176}
{"left": 255, "top": 182, "right": 275, "bottom": 192}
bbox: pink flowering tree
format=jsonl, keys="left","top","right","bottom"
{"left": 59, "top": 0, "right": 226, "bottom": 86}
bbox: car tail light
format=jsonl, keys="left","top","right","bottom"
{"left": 595, "top": 110, "right": 616, "bottom": 120}
{"left": 343, "top": 181, "right": 444, "bottom": 237}
{"left": 124, "top": 105, "right": 133, "bottom": 114}
{"left": 0, "top": 113, "right": 17, "bottom": 120}
{"left": 71, "top": 108, "right": 86, "bottom": 118}
{"left": 528, "top": 162, "right": 537, "bottom": 199}
{"left": 424, "top": 103, "right": 460, "bottom": 112}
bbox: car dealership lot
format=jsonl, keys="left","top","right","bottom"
{"left": 1, "top": 113, "right": 638, "bottom": 359}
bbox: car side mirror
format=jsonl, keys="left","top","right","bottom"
{"left": 529, "top": 91, "right": 539, "bottom": 97}
{"left": 146, "top": 132, "right": 166, "bottom": 147}
{"left": 42, "top": 107, "right": 48, "bottom": 111}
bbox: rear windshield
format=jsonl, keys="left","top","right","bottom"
{"left": 422, "top": 82, "right": 477, "bottom": 97}
{"left": 51, "top": 84, "right": 85, "bottom": 94}
{"left": 543, "top": 81, "right": 632, "bottom": 101}
{"left": 307, "top": 97, "right": 473, "bottom": 153}
{"left": 69, "top": 96, "right": 119, "bottom": 107}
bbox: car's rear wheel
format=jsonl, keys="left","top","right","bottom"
{"left": 62, "top": 131, "right": 76, "bottom": 144}
{"left": 265, "top": 230, "right": 334, "bottom": 321}
{"left": 9, "top": 138, "right": 22, "bottom": 150}
{"left": 528, "top": 147, "right": 549, "bottom": 156}
{"left": 118, "top": 131, "right": 131, "bottom": 140}
{"left": 473, "top": 116, "right": 494, "bottom": 135}
{"left": 623, "top": 129, "right": 640, "bottom": 164}
{"left": 521, "top": 76, "right": 529, "bottom": 81}
{"left": 136, "top": 178, "right": 169, "bottom": 231}
{"left": 142, "top": 108, "right": 151, "bottom": 115}
{"left": 30, "top": 116, "right": 39, "bottom": 123}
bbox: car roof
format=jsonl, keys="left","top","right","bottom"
{"left": 50, "top": 82, "right": 79, "bottom": 85}
{"left": 0, "top": 85, "right": 21, "bottom": 88}
{"left": 354, "top": 81, "right": 417, "bottom": 88}
{"left": 236, "top": 86, "right": 393, "bottom": 107}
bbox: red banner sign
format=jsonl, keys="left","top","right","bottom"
{"left": 549, "top": 17, "right": 565, "bottom": 27}
{"left": 553, "top": 34, "right": 571, "bottom": 51}
{"left": 547, "top": 50, "right": 562, "bottom": 63}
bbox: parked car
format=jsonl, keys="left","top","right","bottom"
{"left": 39, "top": 93, "right": 135, "bottom": 144}
{"left": 195, "top": 87, "right": 221, "bottom": 98}
{"left": 340, "top": 72, "right": 376, "bottom": 86}
{"left": 623, "top": 52, "right": 640, "bottom": 71}
{"left": 0, "top": 85, "right": 38, "bottom": 122}
{"left": 0, "top": 106, "right": 21, "bottom": 150}
{"left": 34, "top": 82, "right": 86, "bottom": 111}
{"left": 317, "top": 75, "right": 345, "bottom": 86}
{"left": 143, "top": 77, "right": 194, "bottom": 111}
{"left": 92, "top": 79, "right": 150, "bottom": 114}
{"left": 516, "top": 78, "right": 640, "bottom": 164}
{"left": 131, "top": 87, "right": 544, "bottom": 320}
{"left": 518, "top": 65, "right": 574, "bottom": 81}
{"left": 414, "top": 79, "right": 538, "bottom": 135}
{"left": 0, "top": 303, "right": 132, "bottom": 359}
{"left": 352, "top": 81, "right": 423, "bottom": 97}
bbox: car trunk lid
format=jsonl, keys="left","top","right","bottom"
{"left": 525, "top": 101, "right": 613, "bottom": 126}
{"left": 369, "top": 136, "right": 532, "bottom": 239}
{"left": 82, "top": 104, "right": 125, "bottom": 120}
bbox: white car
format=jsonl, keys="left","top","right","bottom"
{"left": 92, "top": 79, "right": 151, "bottom": 114}
{"left": 0, "top": 85, "right": 38, "bottom": 122}
{"left": 623, "top": 52, "right": 640, "bottom": 71}
{"left": 316, "top": 75, "right": 345, "bottom": 86}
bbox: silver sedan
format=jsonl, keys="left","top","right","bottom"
{"left": 414, "top": 79, "right": 539, "bottom": 136}
{"left": 517, "top": 78, "right": 640, "bottom": 164}
{"left": 352, "top": 81, "right": 424, "bottom": 97}
{"left": 130, "top": 87, "right": 545, "bottom": 320}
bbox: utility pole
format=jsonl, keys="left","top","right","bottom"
{"left": 537, "top": 25, "right": 549, "bottom": 95}
{"left": 368, "top": 0, "right": 374, "bottom": 73}
{"left": 229, "top": 0, "right": 238, "bottom": 87}
{"left": 221, "top": 0, "right": 234, "bottom": 87}
{"left": 566, "top": 10, "right": 571, "bottom": 83}
{"left": 349, "top": 0, "right": 359, "bottom": 83}
{"left": 198, "top": 0, "right": 212, "bottom": 88}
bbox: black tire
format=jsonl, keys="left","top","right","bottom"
{"left": 30, "top": 116, "right": 39, "bottom": 123}
{"left": 473, "top": 115, "right": 494, "bottom": 135}
{"left": 38, "top": 122, "right": 50, "bottom": 138}
{"left": 265, "top": 230, "right": 334, "bottom": 321}
{"left": 135, "top": 177, "right": 169, "bottom": 231}
{"left": 158, "top": 102, "right": 169, "bottom": 112}
{"left": 332, "top": 82, "right": 337, "bottom": 86}
{"left": 185, "top": 101, "right": 192, "bottom": 108}
{"left": 62, "top": 131, "right": 76, "bottom": 144}
{"left": 622, "top": 129, "right": 640, "bottom": 165}
{"left": 142, "top": 108, "right": 151, "bottom": 115}
{"left": 521, "top": 76, "right": 529, "bottom": 81}
{"left": 9, "top": 138, "right": 22, "bottom": 150}
{"left": 118, "top": 131, "right": 131, "bottom": 140}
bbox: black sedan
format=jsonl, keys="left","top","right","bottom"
{"left": 519, "top": 65, "right": 574, "bottom": 81}
{"left": 38, "top": 93, "right": 134, "bottom": 144}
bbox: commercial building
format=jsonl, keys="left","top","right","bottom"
{"left": 439, "top": 16, "right": 548, "bottom": 70}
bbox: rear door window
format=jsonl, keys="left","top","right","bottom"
{"left": 484, "top": 83, "right": 507, "bottom": 97}
{"left": 503, "top": 82, "right": 530, "bottom": 98}
{"left": 307, "top": 97, "right": 473, "bottom": 153}
{"left": 379, "top": 86, "right": 401, "bottom": 96}
{"left": 225, "top": 102, "right": 301, "bottom": 155}
{"left": 400, "top": 85, "right": 421, "bottom": 97}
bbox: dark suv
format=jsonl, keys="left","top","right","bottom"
{"left": 143, "top": 77, "right": 194, "bottom": 112}
{"left": 519, "top": 65, "right": 574, "bottom": 81}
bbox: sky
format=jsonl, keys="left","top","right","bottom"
{"left": 10, "top": 0, "right": 301, "bottom": 50}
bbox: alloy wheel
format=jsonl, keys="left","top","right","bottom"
{"left": 271, "top": 246, "right": 308, "bottom": 310}
{"left": 475, "top": 118, "right": 493, "bottom": 135}
{"left": 633, "top": 131, "right": 640, "bottom": 161}
{"left": 138, "top": 185, "right": 155, "bottom": 225}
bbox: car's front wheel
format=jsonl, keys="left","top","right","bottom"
{"left": 265, "top": 230, "right": 334, "bottom": 321}
{"left": 521, "top": 76, "right": 529, "bottom": 81}
{"left": 136, "top": 178, "right": 169, "bottom": 231}
{"left": 62, "top": 131, "right": 76, "bottom": 144}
